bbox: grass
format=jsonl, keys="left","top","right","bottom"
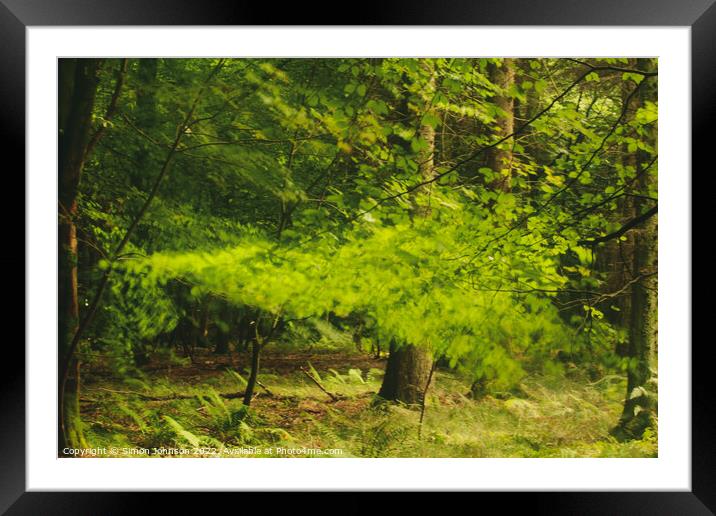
{"left": 79, "top": 351, "right": 657, "bottom": 458}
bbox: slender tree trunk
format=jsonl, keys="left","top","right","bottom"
{"left": 58, "top": 59, "right": 101, "bottom": 453}
{"left": 600, "top": 69, "right": 638, "bottom": 337}
{"left": 214, "top": 332, "right": 230, "bottom": 355}
{"left": 372, "top": 338, "right": 381, "bottom": 359}
{"left": 85, "top": 59, "right": 128, "bottom": 160}
{"left": 132, "top": 58, "right": 159, "bottom": 190}
{"left": 243, "top": 311, "right": 280, "bottom": 406}
{"left": 379, "top": 60, "right": 435, "bottom": 404}
{"left": 242, "top": 339, "right": 261, "bottom": 406}
{"left": 418, "top": 359, "right": 438, "bottom": 438}
{"left": 214, "top": 302, "right": 233, "bottom": 354}
{"left": 197, "top": 297, "right": 210, "bottom": 349}
{"left": 487, "top": 58, "right": 515, "bottom": 192}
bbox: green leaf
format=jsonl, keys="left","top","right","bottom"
{"left": 422, "top": 112, "right": 441, "bottom": 128}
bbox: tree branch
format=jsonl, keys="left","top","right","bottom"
{"left": 84, "top": 59, "right": 129, "bottom": 160}
{"left": 578, "top": 205, "right": 658, "bottom": 246}
{"left": 288, "top": 64, "right": 617, "bottom": 250}
{"left": 60, "top": 59, "right": 226, "bottom": 411}
{"left": 465, "top": 77, "right": 650, "bottom": 263}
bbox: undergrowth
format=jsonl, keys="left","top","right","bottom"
{"left": 82, "top": 360, "right": 657, "bottom": 458}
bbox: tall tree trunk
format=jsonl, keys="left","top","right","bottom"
{"left": 378, "top": 60, "right": 435, "bottom": 405}
{"left": 600, "top": 68, "right": 638, "bottom": 338}
{"left": 197, "top": 296, "right": 210, "bottom": 349}
{"left": 468, "top": 58, "right": 516, "bottom": 397}
{"left": 131, "top": 58, "right": 159, "bottom": 190}
{"left": 58, "top": 58, "right": 101, "bottom": 452}
{"left": 487, "top": 58, "right": 515, "bottom": 192}
{"left": 613, "top": 59, "right": 658, "bottom": 441}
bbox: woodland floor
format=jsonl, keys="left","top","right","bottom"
{"left": 79, "top": 348, "right": 658, "bottom": 458}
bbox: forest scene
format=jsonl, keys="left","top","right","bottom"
{"left": 58, "top": 57, "right": 658, "bottom": 458}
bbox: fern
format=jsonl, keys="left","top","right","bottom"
{"left": 163, "top": 416, "right": 200, "bottom": 447}
{"left": 116, "top": 401, "right": 149, "bottom": 434}
{"left": 328, "top": 368, "right": 347, "bottom": 384}
{"left": 348, "top": 368, "right": 366, "bottom": 384}
{"left": 307, "top": 361, "right": 322, "bottom": 383}
{"left": 197, "top": 396, "right": 230, "bottom": 428}
{"left": 225, "top": 368, "right": 248, "bottom": 388}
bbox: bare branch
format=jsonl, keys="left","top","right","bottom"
{"left": 579, "top": 205, "right": 658, "bottom": 246}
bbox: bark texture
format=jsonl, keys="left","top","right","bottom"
{"left": 467, "top": 59, "right": 516, "bottom": 396}
{"left": 378, "top": 341, "right": 434, "bottom": 405}
{"left": 612, "top": 59, "right": 658, "bottom": 441}
{"left": 242, "top": 339, "right": 261, "bottom": 406}
{"left": 487, "top": 58, "right": 515, "bottom": 192}
{"left": 613, "top": 205, "right": 657, "bottom": 440}
{"left": 58, "top": 58, "right": 102, "bottom": 451}
{"left": 379, "top": 61, "right": 435, "bottom": 404}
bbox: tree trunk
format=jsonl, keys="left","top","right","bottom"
{"left": 372, "top": 338, "right": 381, "bottom": 359}
{"left": 378, "top": 341, "right": 434, "bottom": 405}
{"left": 487, "top": 58, "right": 515, "bottom": 192}
{"left": 242, "top": 310, "right": 280, "bottom": 406}
{"left": 467, "top": 59, "right": 516, "bottom": 396}
{"left": 613, "top": 206, "right": 657, "bottom": 440}
{"left": 131, "top": 58, "right": 159, "bottom": 190}
{"left": 378, "top": 60, "right": 436, "bottom": 404}
{"left": 242, "top": 339, "right": 262, "bottom": 406}
{"left": 599, "top": 69, "right": 638, "bottom": 339}
{"left": 58, "top": 58, "right": 101, "bottom": 452}
{"left": 60, "top": 59, "right": 225, "bottom": 392}
{"left": 613, "top": 58, "right": 658, "bottom": 441}
{"left": 214, "top": 302, "right": 233, "bottom": 354}
{"left": 214, "top": 332, "right": 230, "bottom": 354}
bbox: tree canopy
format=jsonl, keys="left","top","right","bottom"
{"left": 58, "top": 57, "right": 658, "bottom": 457}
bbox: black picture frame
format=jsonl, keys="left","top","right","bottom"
{"left": 2, "top": 1, "right": 709, "bottom": 513}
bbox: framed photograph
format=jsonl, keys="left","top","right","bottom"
{"left": 4, "top": 0, "right": 710, "bottom": 512}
